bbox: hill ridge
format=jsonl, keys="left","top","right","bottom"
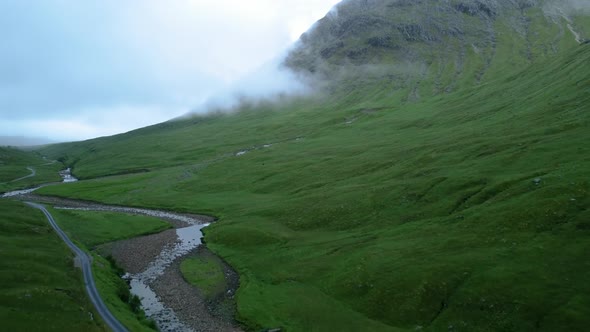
{"left": 32, "top": 1, "right": 590, "bottom": 331}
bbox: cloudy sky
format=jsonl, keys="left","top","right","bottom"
{"left": 0, "top": 0, "right": 341, "bottom": 143}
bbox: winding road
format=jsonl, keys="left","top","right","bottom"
{"left": 25, "top": 202, "right": 128, "bottom": 332}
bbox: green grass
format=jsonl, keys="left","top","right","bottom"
{"left": 0, "top": 147, "right": 63, "bottom": 193}
{"left": 47, "top": 208, "right": 172, "bottom": 247}
{"left": 180, "top": 255, "right": 226, "bottom": 299}
{"left": 90, "top": 254, "right": 156, "bottom": 332}
{"left": 45, "top": 208, "right": 174, "bottom": 331}
{"left": 0, "top": 200, "right": 106, "bottom": 331}
{"left": 32, "top": 10, "right": 590, "bottom": 332}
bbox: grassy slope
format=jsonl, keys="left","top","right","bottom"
{"left": 46, "top": 208, "right": 174, "bottom": 331}
{"left": 0, "top": 200, "right": 105, "bottom": 331}
{"left": 38, "top": 4, "right": 580, "bottom": 180}
{"left": 36, "top": 42, "right": 590, "bottom": 331}
{"left": 180, "top": 255, "right": 226, "bottom": 299}
{"left": 89, "top": 253, "right": 156, "bottom": 332}
{"left": 48, "top": 208, "right": 171, "bottom": 247}
{"left": 0, "top": 147, "right": 62, "bottom": 193}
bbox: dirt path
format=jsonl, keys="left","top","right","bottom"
{"left": 10, "top": 166, "right": 35, "bottom": 182}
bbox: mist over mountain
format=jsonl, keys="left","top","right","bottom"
{"left": 185, "top": 53, "right": 312, "bottom": 116}
{"left": 36, "top": 0, "right": 590, "bottom": 182}
{"left": 550, "top": 0, "right": 590, "bottom": 14}
{"left": 286, "top": 0, "right": 588, "bottom": 97}
{"left": 0, "top": 136, "right": 55, "bottom": 147}
{"left": 0, "top": 1, "right": 341, "bottom": 141}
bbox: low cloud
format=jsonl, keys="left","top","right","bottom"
{"left": 0, "top": 0, "right": 342, "bottom": 141}
{"left": 544, "top": 0, "right": 590, "bottom": 16}
{"left": 186, "top": 52, "right": 313, "bottom": 116}
{"left": 563, "top": 0, "right": 590, "bottom": 13}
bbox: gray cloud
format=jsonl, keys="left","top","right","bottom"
{"left": 0, "top": 1, "right": 221, "bottom": 120}
{"left": 0, "top": 0, "right": 341, "bottom": 141}
{"left": 190, "top": 53, "right": 312, "bottom": 115}
{"left": 563, "top": 0, "right": 590, "bottom": 12}
{"left": 544, "top": 0, "right": 590, "bottom": 16}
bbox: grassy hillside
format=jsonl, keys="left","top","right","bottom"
{"left": 37, "top": 41, "right": 590, "bottom": 331}
{"left": 35, "top": 0, "right": 590, "bottom": 330}
{"left": 47, "top": 208, "right": 170, "bottom": 331}
{"left": 0, "top": 147, "right": 62, "bottom": 193}
{"left": 38, "top": 0, "right": 588, "bottom": 180}
{"left": 0, "top": 200, "right": 105, "bottom": 331}
{"left": 287, "top": 0, "right": 589, "bottom": 98}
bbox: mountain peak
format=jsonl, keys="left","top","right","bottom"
{"left": 286, "top": 0, "right": 588, "bottom": 98}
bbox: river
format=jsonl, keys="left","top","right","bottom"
{"left": 1, "top": 168, "right": 78, "bottom": 197}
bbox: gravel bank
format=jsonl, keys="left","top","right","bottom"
{"left": 99, "top": 229, "right": 179, "bottom": 274}
{"left": 152, "top": 258, "right": 241, "bottom": 332}
{"left": 191, "top": 247, "right": 241, "bottom": 324}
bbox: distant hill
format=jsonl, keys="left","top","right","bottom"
{"left": 0, "top": 146, "right": 61, "bottom": 192}
{"left": 0, "top": 136, "right": 55, "bottom": 147}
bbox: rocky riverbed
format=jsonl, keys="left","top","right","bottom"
{"left": 100, "top": 229, "right": 179, "bottom": 274}
{"left": 152, "top": 254, "right": 240, "bottom": 332}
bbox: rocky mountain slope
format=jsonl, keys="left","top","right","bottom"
{"left": 287, "top": 0, "right": 589, "bottom": 98}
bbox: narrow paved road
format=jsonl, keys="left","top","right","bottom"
{"left": 10, "top": 166, "right": 35, "bottom": 182}
{"left": 25, "top": 202, "right": 128, "bottom": 332}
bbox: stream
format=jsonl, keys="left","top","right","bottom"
{"left": 2, "top": 168, "right": 232, "bottom": 331}
{"left": 126, "top": 224, "right": 209, "bottom": 331}
{"left": 56, "top": 206, "right": 210, "bottom": 331}
{"left": 59, "top": 168, "right": 78, "bottom": 183}
{"left": 1, "top": 167, "right": 78, "bottom": 197}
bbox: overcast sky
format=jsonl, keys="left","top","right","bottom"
{"left": 0, "top": 0, "right": 341, "bottom": 143}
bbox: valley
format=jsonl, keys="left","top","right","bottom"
{"left": 2, "top": 182, "right": 239, "bottom": 331}
{"left": 33, "top": 43, "right": 590, "bottom": 331}
{"left": 1, "top": 0, "right": 590, "bottom": 331}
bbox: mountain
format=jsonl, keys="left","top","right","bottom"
{"left": 35, "top": 1, "right": 590, "bottom": 331}
{"left": 286, "top": 0, "right": 589, "bottom": 97}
